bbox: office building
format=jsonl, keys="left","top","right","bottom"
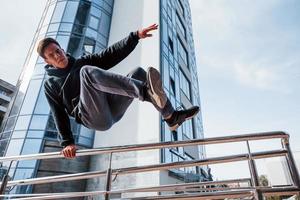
{"left": 1, "top": 0, "right": 210, "bottom": 197}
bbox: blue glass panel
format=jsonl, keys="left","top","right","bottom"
{"left": 48, "top": 23, "right": 60, "bottom": 33}
{"left": 62, "top": 1, "right": 79, "bottom": 23}
{"left": 15, "top": 115, "right": 31, "bottom": 131}
{"left": 56, "top": 35, "right": 70, "bottom": 50}
{"left": 80, "top": 126, "right": 94, "bottom": 139}
{"left": 27, "top": 131, "right": 44, "bottom": 138}
{"left": 99, "top": 13, "right": 111, "bottom": 37}
{"left": 51, "top": 1, "right": 67, "bottom": 23}
{"left": 13, "top": 168, "right": 35, "bottom": 194}
{"left": 34, "top": 86, "right": 50, "bottom": 115}
{"left": 18, "top": 139, "right": 42, "bottom": 168}
{"left": 11, "top": 131, "right": 27, "bottom": 139}
{"left": 89, "top": 15, "right": 99, "bottom": 30}
{"left": 90, "top": 6, "right": 101, "bottom": 18}
{"left": 4, "top": 117, "right": 16, "bottom": 132}
{"left": 32, "top": 63, "right": 46, "bottom": 77}
{"left": 59, "top": 23, "right": 73, "bottom": 32}
{"left": 78, "top": 136, "right": 92, "bottom": 146}
{"left": 29, "top": 115, "right": 48, "bottom": 130}
{"left": 103, "top": 1, "right": 112, "bottom": 13}
{"left": 86, "top": 28, "right": 97, "bottom": 40}
{"left": 20, "top": 79, "right": 43, "bottom": 115}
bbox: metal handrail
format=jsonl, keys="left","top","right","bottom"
{"left": 1, "top": 150, "right": 287, "bottom": 187}
{"left": 0, "top": 131, "right": 288, "bottom": 162}
{"left": 0, "top": 131, "right": 299, "bottom": 200}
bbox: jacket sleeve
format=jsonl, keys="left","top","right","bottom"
{"left": 79, "top": 31, "right": 140, "bottom": 70}
{"left": 44, "top": 81, "right": 74, "bottom": 147}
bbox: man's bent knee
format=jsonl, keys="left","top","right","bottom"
{"left": 127, "top": 67, "right": 146, "bottom": 81}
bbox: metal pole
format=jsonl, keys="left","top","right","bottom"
{"left": 0, "top": 131, "right": 289, "bottom": 163}
{"left": 105, "top": 153, "right": 113, "bottom": 200}
{"left": 246, "top": 141, "right": 262, "bottom": 200}
{"left": 281, "top": 138, "right": 300, "bottom": 188}
{"left": 0, "top": 161, "right": 13, "bottom": 198}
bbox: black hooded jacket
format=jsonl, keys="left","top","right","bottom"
{"left": 44, "top": 31, "right": 140, "bottom": 147}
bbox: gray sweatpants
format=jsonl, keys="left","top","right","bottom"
{"left": 77, "top": 65, "right": 174, "bottom": 131}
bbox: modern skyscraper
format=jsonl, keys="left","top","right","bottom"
{"left": 0, "top": 0, "right": 210, "bottom": 197}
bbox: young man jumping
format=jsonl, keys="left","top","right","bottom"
{"left": 37, "top": 24, "right": 199, "bottom": 159}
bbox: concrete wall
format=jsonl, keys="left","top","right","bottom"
{"left": 85, "top": 0, "right": 161, "bottom": 198}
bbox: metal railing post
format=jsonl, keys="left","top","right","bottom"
{"left": 105, "top": 153, "right": 113, "bottom": 200}
{"left": 246, "top": 141, "right": 263, "bottom": 200}
{"left": 0, "top": 161, "right": 13, "bottom": 198}
{"left": 281, "top": 138, "right": 300, "bottom": 188}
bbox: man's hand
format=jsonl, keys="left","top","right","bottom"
{"left": 138, "top": 23, "right": 158, "bottom": 39}
{"left": 61, "top": 144, "right": 77, "bottom": 159}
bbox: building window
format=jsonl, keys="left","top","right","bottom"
{"left": 182, "top": 118, "right": 193, "bottom": 139}
{"left": 176, "top": 13, "right": 186, "bottom": 38}
{"left": 177, "top": 0, "right": 185, "bottom": 17}
{"left": 170, "top": 77, "right": 175, "bottom": 95}
{"left": 179, "top": 70, "right": 191, "bottom": 99}
{"left": 168, "top": 36, "right": 174, "bottom": 54}
{"left": 177, "top": 38, "right": 188, "bottom": 66}
{"left": 184, "top": 153, "right": 197, "bottom": 174}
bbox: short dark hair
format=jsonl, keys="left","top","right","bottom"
{"left": 37, "top": 37, "right": 61, "bottom": 58}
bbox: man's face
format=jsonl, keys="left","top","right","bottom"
{"left": 43, "top": 43, "right": 68, "bottom": 68}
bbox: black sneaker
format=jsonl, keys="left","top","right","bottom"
{"left": 146, "top": 67, "right": 167, "bottom": 109}
{"left": 165, "top": 106, "right": 200, "bottom": 131}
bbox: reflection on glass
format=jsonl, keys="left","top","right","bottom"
{"left": 56, "top": 35, "right": 70, "bottom": 50}
{"left": 86, "top": 28, "right": 97, "bottom": 40}
{"left": 90, "top": 6, "right": 101, "bottom": 18}
{"left": 5, "top": 139, "right": 24, "bottom": 156}
{"left": 89, "top": 15, "right": 99, "bottom": 30}
{"left": 32, "top": 63, "right": 46, "bottom": 77}
{"left": 15, "top": 115, "right": 31, "bottom": 131}
{"left": 13, "top": 168, "right": 35, "bottom": 194}
{"left": 20, "top": 79, "right": 42, "bottom": 115}
{"left": 74, "top": 1, "right": 91, "bottom": 25}
{"left": 80, "top": 125, "right": 94, "bottom": 139}
{"left": 177, "top": 38, "right": 188, "bottom": 66}
{"left": 59, "top": 23, "right": 73, "bottom": 32}
{"left": 48, "top": 23, "right": 60, "bottom": 33}
{"left": 11, "top": 131, "right": 27, "bottom": 139}
{"left": 67, "top": 34, "right": 81, "bottom": 56}
{"left": 99, "top": 13, "right": 110, "bottom": 37}
{"left": 18, "top": 139, "right": 42, "bottom": 168}
{"left": 51, "top": 1, "right": 67, "bottom": 23}
{"left": 78, "top": 136, "right": 92, "bottom": 146}
{"left": 29, "top": 115, "right": 48, "bottom": 130}
{"left": 4, "top": 117, "right": 17, "bottom": 132}
{"left": 34, "top": 86, "right": 50, "bottom": 115}
{"left": 179, "top": 70, "right": 190, "bottom": 99}
{"left": 27, "top": 131, "right": 44, "bottom": 138}
{"left": 62, "top": 1, "right": 79, "bottom": 23}
{"left": 45, "top": 130, "right": 57, "bottom": 139}
{"left": 83, "top": 37, "right": 95, "bottom": 54}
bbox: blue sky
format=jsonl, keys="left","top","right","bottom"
{"left": 0, "top": 0, "right": 299, "bottom": 180}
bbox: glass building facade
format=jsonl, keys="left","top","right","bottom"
{"left": 160, "top": 0, "right": 209, "bottom": 181}
{"left": 0, "top": 0, "right": 114, "bottom": 194}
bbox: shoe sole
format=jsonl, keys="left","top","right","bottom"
{"left": 168, "top": 109, "right": 199, "bottom": 131}
{"left": 147, "top": 67, "right": 167, "bottom": 109}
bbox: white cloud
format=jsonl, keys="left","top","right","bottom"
{"left": 233, "top": 62, "right": 279, "bottom": 90}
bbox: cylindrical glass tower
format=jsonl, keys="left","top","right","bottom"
{"left": 0, "top": 0, "right": 114, "bottom": 195}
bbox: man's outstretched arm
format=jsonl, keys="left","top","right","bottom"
{"left": 79, "top": 23, "right": 159, "bottom": 70}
